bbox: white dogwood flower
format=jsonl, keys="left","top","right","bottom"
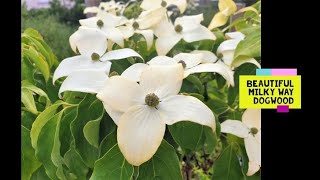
{"left": 140, "top": 0, "right": 187, "bottom": 13}
{"left": 154, "top": 14, "right": 216, "bottom": 55}
{"left": 117, "top": 19, "right": 154, "bottom": 50}
{"left": 53, "top": 26, "right": 142, "bottom": 84}
{"left": 84, "top": 0, "right": 124, "bottom": 15}
{"left": 217, "top": 32, "right": 260, "bottom": 68}
{"left": 79, "top": 12, "right": 128, "bottom": 47}
{"left": 220, "top": 108, "right": 261, "bottom": 176}
{"left": 97, "top": 64, "right": 215, "bottom": 166}
{"left": 122, "top": 52, "right": 234, "bottom": 86}
{"left": 135, "top": 7, "right": 168, "bottom": 30}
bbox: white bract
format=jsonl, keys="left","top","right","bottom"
{"left": 122, "top": 52, "right": 234, "bottom": 86}
{"left": 53, "top": 26, "right": 142, "bottom": 85}
{"left": 154, "top": 14, "right": 216, "bottom": 55}
{"left": 217, "top": 32, "right": 261, "bottom": 69}
{"left": 79, "top": 12, "right": 128, "bottom": 47}
{"left": 208, "top": 0, "right": 237, "bottom": 30}
{"left": 220, "top": 108, "right": 261, "bottom": 176}
{"left": 97, "top": 64, "right": 215, "bottom": 166}
{"left": 141, "top": 0, "right": 187, "bottom": 13}
{"left": 84, "top": 0, "right": 125, "bottom": 15}
{"left": 135, "top": 7, "right": 168, "bottom": 30}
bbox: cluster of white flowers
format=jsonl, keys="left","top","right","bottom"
{"left": 52, "top": 0, "right": 261, "bottom": 169}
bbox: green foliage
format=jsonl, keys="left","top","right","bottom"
{"left": 49, "top": 0, "right": 86, "bottom": 26}
{"left": 22, "top": 9, "right": 77, "bottom": 61}
{"left": 138, "top": 140, "right": 183, "bottom": 180}
{"left": 212, "top": 145, "right": 243, "bottom": 180}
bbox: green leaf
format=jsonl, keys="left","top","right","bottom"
{"left": 30, "top": 101, "right": 67, "bottom": 148}
{"left": 189, "top": 93, "right": 205, "bottom": 102}
{"left": 138, "top": 140, "right": 183, "bottom": 180}
{"left": 239, "top": 26, "right": 261, "bottom": 37}
{"left": 206, "top": 99, "right": 229, "bottom": 116}
{"left": 35, "top": 109, "right": 67, "bottom": 180}
{"left": 90, "top": 131, "right": 134, "bottom": 180}
{"left": 197, "top": 40, "right": 215, "bottom": 51}
{"left": 234, "top": 31, "right": 261, "bottom": 60}
{"left": 186, "top": 75, "right": 204, "bottom": 94}
{"left": 83, "top": 100, "right": 104, "bottom": 148}
{"left": 24, "top": 28, "right": 44, "bottom": 40}
{"left": 23, "top": 35, "right": 52, "bottom": 67}
{"left": 30, "top": 166, "right": 50, "bottom": 180}
{"left": 21, "top": 88, "right": 38, "bottom": 115}
{"left": 22, "top": 126, "right": 41, "bottom": 180}
{"left": 23, "top": 46, "right": 50, "bottom": 82}
{"left": 64, "top": 145, "right": 89, "bottom": 180}
{"left": 22, "top": 80, "right": 51, "bottom": 107}
{"left": 60, "top": 108, "right": 78, "bottom": 156}
{"left": 21, "top": 111, "right": 37, "bottom": 130}
{"left": 23, "top": 28, "right": 59, "bottom": 68}
{"left": 71, "top": 95, "right": 101, "bottom": 167}
{"left": 110, "top": 58, "right": 133, "bottom": 74}
{"left": 203, "top": 128, "right": 218, "bottom": 154}
{"left": 98, "top": 113, "right": 117, "bottom": 149}
{"left": 212, "top": 145, "right": 243, "bottom": 180}
{"left": 169, "top": 121, "right": 205, "bottom": 151}
{"left": 98, "top": 127, "right": 117, "bottom": 158}
{"left": 227, "top": 63, "right": 257, "bottom": 110}
{"left": 22, "top": 56, "right": 35, "bottom": 83}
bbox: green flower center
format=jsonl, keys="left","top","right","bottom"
{"left": 132, "top": 21, "right": 139, "bottom": 30}
{"left": 145, "top": 93, "right": 160, "bottom": 107}
{"left": 101, "top": 6, "right": 105, "bottom": 10}
{"left": 97, "top": 20, "right": 104, "bottom": 28}
{"left": 250, "top": 127, "right": 259, "bottom": 135}
{"left": 217, "top": 53, "right": 223, "bottom": 59}
{"left": 91, "top": 53, "right": 100, "bottom": 61}
{"left": 108, "top": 71, "right": 119, "bottom": 77}
{"left": 161, "top": 1, "right": 167, "bottom": 7}
{"left": 178, "top": 60, "right": 186, "bottom": 68}
{"left": 175, "top": 25, "right": 183, "bottom": 33}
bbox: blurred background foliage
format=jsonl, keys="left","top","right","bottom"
{"left": 21, "top": 0, "right": 258, "bottom": 61}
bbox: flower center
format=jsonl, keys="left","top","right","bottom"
{"left": 108, "top": 71, "right": 119, "bottom": 77}
{"left": 97, "top": 19, "right": 104, "bottom": 28}
{"left": 217, "top": 53, "right": 223, "bottom": 59}
{"left": 132, "top": 21, "right": 139, "bottom": 30}
{"left": 250, "top": 127, "right": 259, "bottom": 135}
{"left": 145, "top": 93, "right": 160, "bottom": 107}
{"left": 161, "top": 1, "right": 167, "bottom": 7}
{"left": 101, "top": 6, "right": 105, "bottom": 10}
{"left": 175, "top": 24, "right": 183, "bottom": 33}
{"left": 178, "top": 60, "right": 186, "bottom": 68}
{"left": 91, "top": 53, "right": 100, "bottom": 61}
